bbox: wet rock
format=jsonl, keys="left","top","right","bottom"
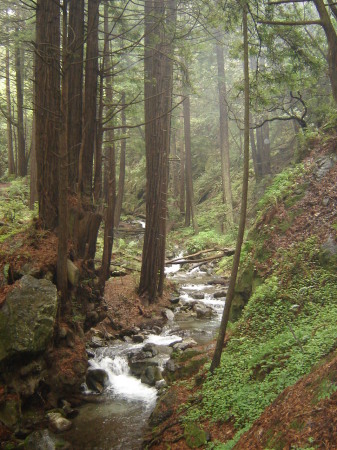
{"left": 207, "top": 278, "right": 226, "bottom": 286}
{"left": 165, "top": 359, "right": 177, "bottom": 373}
{"left": 25, "top": 429, "right": 71, "bottom": 450}
{"left": 193, "top": 292, "right": 205, "bottom": 300}
{"left": 132, "top": 334, "right": 145, "bottom": 343}
{"left": 193, "top": 303, "right": 215, "bottom": 319}
{"left": 90, "top": 336, "right": 105, "bottom": 348}
{"left": 152, "top": 325, "right": 162, "bottom": 334}
{"left": 149, "top": 390, "right": 176, "bottom": 426}
{"left": 61, "top": 400, "right": 79, "bottom": 419}
{"left": 142, "top": 343, "right": 159, "bottom": 357}
{"left": 155, "top": 379, "right": 167, "bottom": 389}
{"left": 141, "top": 366, "right": 162, "bottom": 386}
{"left": 170, "top": 297, "right": 180, "bottom": 305}
{"left": 86, "top": 349, "right": 95, "bottom": 359}
{"left": 86, "top": 368, "right": 109, "bottom": 393}
{"left": 214, "top": 290, "right": 227, "bottom": 298}
{"left": 128, "top": 350, "right": 161, "bottom": 377}
{"left": 0, "top": 395, "right": 21, "bottom": 428}
{"left": 162, "top": 309, "right": 174, "bottom": 321}
{"left": 47, "top": 412, "right": 72, "bottom": 433}
{"left": 173, "top": 338, "right": 197, "bottom": 351}
{"left": 0, "top": 275, "right": 57, "bottom": 363}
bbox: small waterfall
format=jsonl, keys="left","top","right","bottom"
{"left": 89, "top": 353, "right": 157, "bottom": 407}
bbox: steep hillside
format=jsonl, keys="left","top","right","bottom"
{"left": 149, "top": 132, "right": 337, "bottom": 449}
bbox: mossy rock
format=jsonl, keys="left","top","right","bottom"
{"left": 184, "top": 422, "right": 208, "bottom": 448}
{"left": 149, "top": 390, "right": 177, "bottom": 427}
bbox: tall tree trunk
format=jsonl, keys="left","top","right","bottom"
{"left": 183, "top": 95, "right": 198, "bottom": 234}
{"left": 114, "top": 91, "right": 126, "bottom": 229}
{"left": 15, "top": 42, "right": 27, "bottom": 177}
{"left": 30, "top": 109, "right": 37, "bottom": 209}
{"left": 139, "top": 0, "right": 176, "bottom": 302}
{"left": 77, "top": 0, "right": 101, "bottom": 260}
{"left": 101, "top": 0, "right": 116, "bottom": 284}
{"left": 67, "top": 0, "right": 84, "bottom": 193}
{"left": 249, "top": 113, "right": 259, "bottom": 178}
{"left": 35, "top": 0, "right": 60, "bottom": 230}
{"left": 5, "top": 46, "right": 15, "bottom": 176}
{"left": 210, "top": 2, "right": 250, "bottom": 373}
{"left": 179, "top": 111, "right": 185, "bottom": 216}
{"left": 262, "top": 120, "right": 271, "bottom": 174}
{"left": 57, "top": 1, "right": 70, "bottom": 313}
{"left": 79, "top": 0, "right": 99, "bottom": 199}
{"left": 94, "top": 1, "right": 109, "bottom": 204}
{"left": 216, "top": 42, "right": 234, "bottom": 225}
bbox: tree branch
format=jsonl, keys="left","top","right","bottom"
{"left": 259, "top": 19, "right": 322, "bottom": 26}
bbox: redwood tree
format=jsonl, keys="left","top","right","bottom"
{"left": 139, "top": 0, "right": 176, "bottom": 301}
{"left": 35, "top": 0, "right": 60, "bottom": 229}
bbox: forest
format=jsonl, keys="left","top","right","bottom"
{"left": 0, "top": 0, "right": 337, "bottom": 448}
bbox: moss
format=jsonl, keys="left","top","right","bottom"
{"left": 184, "top": 422, "right": 207, "bottom": 448}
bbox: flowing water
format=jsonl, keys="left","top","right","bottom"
{"left": 64, "top": 260, "right": 226, "bottom": 449}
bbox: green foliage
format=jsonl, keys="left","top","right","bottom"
{"left": 184, "top": 237, "right": 337, "bottom": 445}
{"left": 185, "top": 230, "right": 229, "bottom": 254}
{"left": 256, "top": 164, "right": 306, "bottom": 222}
{"left": 0, "top": 178, "right": 36, "bottom": 242}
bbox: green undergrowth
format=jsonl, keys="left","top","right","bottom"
{"left": 0, "top": 177, "right": 37, "bottom": 242}
{"left": 183, "top": 237, "right": 337, "bottom": 448}
{"left": 255, "top": 163, "right": 307, "bottom": 223}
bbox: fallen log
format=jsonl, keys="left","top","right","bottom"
{"left": 165, "top": 248, "right": 234, "bottom": 265}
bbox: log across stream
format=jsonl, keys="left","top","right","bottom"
{"left": 63, "top": 261, "right": 227, "bottom": 449}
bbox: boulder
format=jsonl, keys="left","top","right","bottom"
{"left": 141, "top": 366, "right": 163, "bottom": 386}
{"left": 47, "top": 412, "right": 72, "bottom": 433}
{"left": 162, "top": 309, "right": 175, "bottom": 321}
{"left": 86, "top": 368, "right": 109, "bottom": 393}
{"left": 193, "top": 303, "right": 215, "bottom": 319}
{"left": 0, "top": 276, "right": 57, "bottom": 363}
{"left": 172, "top": 338, "right": 197, "bottom": 352}
{"left": 24, "top": 429, "right": 67, "bottom": 450}
{"left": 214, "top": 290, "right": 227, "bottom": 298}
{"left": 129, "top": 356, "right": 160, "bottom": 377}
{"left": 132, "top": 334, "right": 145, "bottom": 343}
{"left": 142, "top": 343, "right": 159, "bottom": 357}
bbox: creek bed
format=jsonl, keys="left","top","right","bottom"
{"left": 63, "top": 263, "right": 226, "bottom": 449}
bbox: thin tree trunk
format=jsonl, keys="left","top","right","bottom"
{"left": 114, "top": 91, "right": 126, "bottom": 228}
{"left": 101, "top": 43, "right": 116, "bottom": 283}
{"left": 15, "top": 42, "right": 27, "bottom": 177}
{"left": 216, "top": 42, "right": 234, "bottom": 225}
{"left": 210, "top": 2, "right": 250, "bottom": 373}
{"left": 179, "top": 111, "right": 185, "bottom": 216}
{"left": 5, "top": 46, "right": 15, "bottom": 176}
{"left": 183, "top": 95, "right": 198, "bottom": 234}
{"left": 30, "top": 109, "right": 37, "bottom": 209}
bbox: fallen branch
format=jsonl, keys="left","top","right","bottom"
{"left": 166, "top": 248, "right": 234, "bottom": 265}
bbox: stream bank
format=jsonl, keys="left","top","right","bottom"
{"left": 62, "top": 261, "right": 228, "bottom": 449}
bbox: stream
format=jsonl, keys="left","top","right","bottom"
{"left": 63, "top": 259, "right": 226, "bottom": 449}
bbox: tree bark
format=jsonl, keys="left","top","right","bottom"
{"left": 183, "top": 95, "right": 198, "bottom": 234}
{"left": 35, "top": 0, "right": 60, "bottom": 229}
{"left": 210, "top": 2, "right": 250, "bottom": 373}
{"left": 5, "top": 45, "right": 15, "bottom": 176}
{"left": 79, "top": 0, "right": 99, "bottom": 199}
{"left": 216, "top": 42, "right": 234, "bottom": 225}
{"left": 139, "top": 0, "right": 176, "bottom": 302}
{"left": 67, "top": 0, "right": 84, "bottom": 193}
{"left": 15, "top": 41, "right": 27, "bottom": 177}
{"left": 179, "top": 111, "right": 185, "bottom": 216}
{"left": 57, "top": 1, "right": 70, "bottom": 314}
{"left": 114, "top": 91, "right": 127, "bottom": 229}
